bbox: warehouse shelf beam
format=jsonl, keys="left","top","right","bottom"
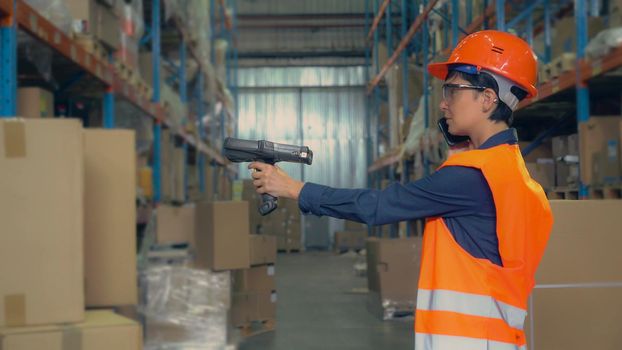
{"left": 367, "top": 0, "right": 391, "bottom": 42}
{"left": 367, "top": 0, "right": 440, "bottom": 94}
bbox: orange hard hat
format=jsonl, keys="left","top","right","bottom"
{"left": 428, "top": 30, "right": 538, "bottom": 98}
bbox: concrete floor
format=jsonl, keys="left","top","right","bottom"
{"left": 239, "top": 252, "right": 414, "bottom": 350}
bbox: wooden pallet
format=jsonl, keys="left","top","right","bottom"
{"left": 277, "top": 249, "right": 300, "bottom": 254}
{"left": 547, "top": 186, "right": 579, "bottom": 200}
{"left": 589, "top": 185, "right": 622, "bottom": 199}
{"left": 237, "top": 319, "right": 275, "bottom": 338}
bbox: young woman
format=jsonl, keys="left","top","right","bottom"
{"left": 249, "top": 30, "right": 553, "bottom": 350}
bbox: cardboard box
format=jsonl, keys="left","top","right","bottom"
{"left": 0, "top": 311, "right": 142, "bottom": 350}
{"left": 91, "top": 2, "right": 120, "bottom": 49}
{"left": 247, "top": 292, "right": 277, "bottom": 321}
{"left": 579, "top": 116, "right": 622, "bottom": 185}
{"left": 17, "top": 87, "right": 54, "bottom": 119}
{"left": 555, "top": 161, "right": 579, "bottom": 187}
{"left": 0, "top": 119, "right": 84, "bottom": 327}
{"left": 552, "top": 134, "right": 579, "bottom": 158}
{"left": 345, "top": 220, "right": 367, "bottom": 231}
{"left": 525, "top": 200, "right": 622, "bottom": 350}
{"left": 518, "top": 140, "right": 553, "bottom": 162}
{"left": 334, "top": 231, "right": 367, "bottom": 251}
{"left": 84, "top": 130, "right": 137, "bottom": 307}
{"left": 233, "top": 265, "right": 276, "bottom": 293}
{"left": 231, "top": 292, "right": 277, "bottom": 325}
{"left": 526, "top": 160, "right": 555, "bottom": 190}
{"left": 195, "top": 201, "right": 251, "bottom": 271}
{"left": 250, "top": 235, "right": 277, "bottom": 266}
{"left": 366, "top": 237, "right": 421, "bottom": 302}
{"left": 536, "top": 200, "right": 622, "bottom": 284}
{"left": 262, "top": 209, "right": 288, "bottom": 236}
{"left": 286, "top": 221, "right": 302, "bottom": 239}
{"left": 552, "top": 16, "right": 605, "bottom": 58}
{"left": 286, "top": 236, "right": 302, "bottom": 251}
{"left": 156, "top": 204, "right": 195, "bottom": 246}
{"left": 137, "top": 166, "right": 153, "bottom": 198}
{"left": 525, "top": 287, "right": 622, "bottom": 350}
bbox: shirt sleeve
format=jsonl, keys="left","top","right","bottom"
{"left": 298, "top": 165, "right": 494, "bottom": 225}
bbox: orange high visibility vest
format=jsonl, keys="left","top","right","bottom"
{"left": 415, "top": 143, "right": 553, "bottom": 350}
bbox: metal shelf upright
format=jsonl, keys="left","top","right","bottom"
{"left": 0, "top": 0, "right": 231, "bottom": 205}
{"left": 366, "top": 0, "right": 622, "bottom": 200}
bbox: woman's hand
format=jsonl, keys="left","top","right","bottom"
{"left": 248, "top": 162, "right": 305, "bottom": 200}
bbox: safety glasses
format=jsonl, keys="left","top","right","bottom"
{"left": 442, "top": 83, "right": 487, "bottom": 101}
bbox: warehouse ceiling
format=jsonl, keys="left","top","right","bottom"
{"left": 235, "top": 0, "right": 369, "bottom": 66}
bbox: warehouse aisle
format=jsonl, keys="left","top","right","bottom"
{"left": 239, "top": 252, "right": 413, "bottom": 350}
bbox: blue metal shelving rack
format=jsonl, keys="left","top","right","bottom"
{"left": 364, "top": 0, "right": 619, "bottom": 221}
{"left": 0, "top": 0, "right": 237, "bottom": 205}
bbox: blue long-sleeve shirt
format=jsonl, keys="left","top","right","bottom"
{"left": 299, "top": 128, "right": 520, "bottom": 266}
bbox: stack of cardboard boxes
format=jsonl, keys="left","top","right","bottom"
{"left": 64, "top": 0, "right": 121, "bottom": 51}
{"left": 335, "top": 220, "right": 368, "bottom": 253}
{"left": 366, "top": 237, "right": 422, "bottom": 320}
{"left": 231, "top": 235, "right": 278, "bottom": 328}
{"left": 552, "top": 134, "right": 580, "bottom": 188}
{"left": 526, "top": 200, "right": 622, "bottom": 349}
{"left": 579, "top": 117, "right": 622, "bottom": 187}
{"left": 235, "top": 180, "right": 303, "bottom": 252}
{"left": 16, "top": 87, "right": 55, "bottom": 119}
{"left": 0, "top": 119, "right": 141, "bottom": 349}
{"left": 144, "top": 200, "right": 252, "bottom": 346}
{"left": 521, "top": 141, "right": 555, "bottom": 191}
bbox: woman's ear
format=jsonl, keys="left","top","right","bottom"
{"left": 481, "top": 88, "right": 498, "bottom": 113}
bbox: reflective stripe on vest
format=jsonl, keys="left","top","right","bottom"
{"left": 415, "top": 333, "right": 527, "bottom": 350}
{"left": 417, "top": 289, "right": 527, "bottom": 330}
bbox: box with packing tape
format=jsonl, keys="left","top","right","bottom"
{"left": 525, "top": 200, "right": 622, "bottom": 350}
{"left": 231, "top": 265, "right": 277, "bottom": 327}
{"left": 366, "top": 237, "right": 422, "bottom": 320}
{"left": 84, "top": 129, "right": 138, "bottom": 307}
{"left": 0, "top": 119, "right": 84, "bottom": 327}
{"left": 194, "top": 201, "right": 251, "bottom": 271}
{"left": 155, "top": 204, "right": 196, "bottom": 246}
{"left": 249, "top": 235, "right": 277, "bottom": 266}
{"left": 334, "top": 231, "right": 367, "bottom": 252}
{"left": 0, "top": 310, "right": 142, "bottom": 350}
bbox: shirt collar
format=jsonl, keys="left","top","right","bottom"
{"left": 478, "top": 128, "right": 518, "bottom": 150}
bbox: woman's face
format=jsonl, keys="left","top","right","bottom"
{"left": 439, "top": 75, "right": 486, "bottom": 136}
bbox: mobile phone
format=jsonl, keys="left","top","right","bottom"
{"left": 438, "top": 118, "right": 470, "bottom": 146}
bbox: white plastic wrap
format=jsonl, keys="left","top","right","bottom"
{"left": 586, "top": 27, "right": 622, "bottom": 60}
{"left": 141, "top": 265, "right": 232, "bottom": 350}
{"left": 381, "top": 298, "right": 416, "bottom": 320}
{"left": 24, "top": 0, "right": 73, "bottom": 35}
{"left": 402, "top": 95, "right": 426, "bottom": 157}
{"left": 124, "top": 0, "right": 145, "bottom": 39}
{"left": 18, "top": 33, "right": 55, "bottom": 85}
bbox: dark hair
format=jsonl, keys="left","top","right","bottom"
{"left": 446, "top": 69, "right": 528, "bottom": 126}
